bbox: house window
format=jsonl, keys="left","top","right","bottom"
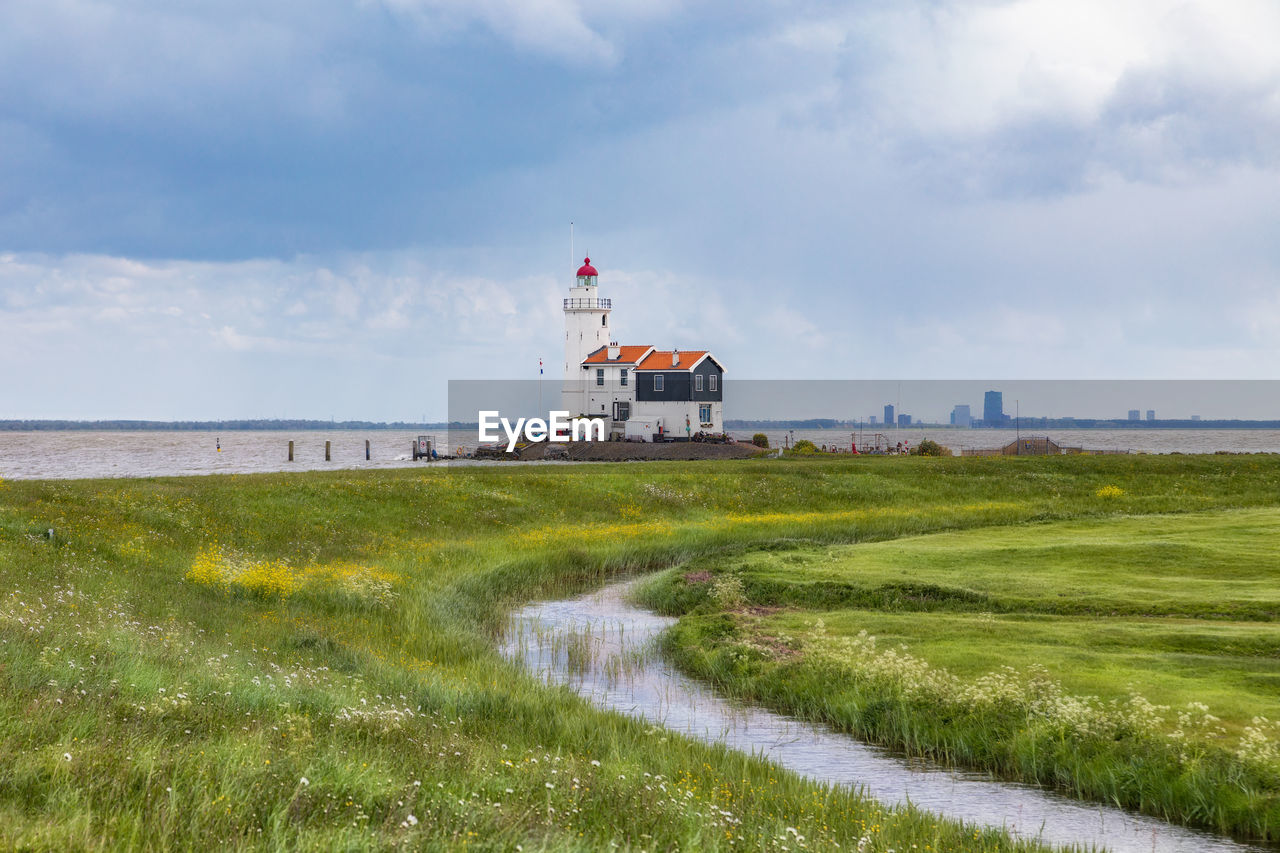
{"left": 699, "top": 404, "right": 712, "bottom": 424}
{"left": 653, "top": 375, "right": 664, "bottom": 392}
{"left": 596, "top": 368, "right": 604, "bottom": 386}
{"left": 709, "top": 374, "right": 717, "bottom": 392}
{"left": 613, "top": 402, "right": 630, "bottom": 421}
{"left": 620, "top": 369, "right": 628, "bottom": 387}
{"left": 695, "top": 374, "right": 703, "bottom": 392}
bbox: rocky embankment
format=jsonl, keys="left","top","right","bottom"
{"left": 515, "top": 439, "right": 762, "bottom": 461}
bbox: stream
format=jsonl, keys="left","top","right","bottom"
{"left": 501, "top": 579, "right": 1274, "bottom": 853}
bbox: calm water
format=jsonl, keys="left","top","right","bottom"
{"left": 503, "top": 581, "right": 1275, "bottom": 853}
{"left": 0, "top": 430, "right": 471, "bottom": 480}
{"left": 1, "top": 428, "right": 1277, "bottom": 480}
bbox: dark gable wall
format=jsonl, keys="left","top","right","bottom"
{"left": 636, "top": 356, "right": 724, "bottom": 402}
{"left": 692, "top": 357, "right": 723, "bottom": 402}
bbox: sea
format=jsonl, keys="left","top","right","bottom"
{"left": 1, "top": 428, "right": 1278, "bottom": 480}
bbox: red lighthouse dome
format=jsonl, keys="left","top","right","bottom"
{"left": 576, "top": 257, "right": 598, "bottom": 277}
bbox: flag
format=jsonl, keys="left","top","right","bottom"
{"left": 539, "top": 359, "right": 543, "bottom": 375}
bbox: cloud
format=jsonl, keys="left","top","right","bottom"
{"left": 0, "top": 251, "right": 564, "bottom": 417}
{"left": 1, "top": 0, "right": 1278, "bottom": 419}
{"left": 1243, "top": 290, "right": 1280, "bottom": 342}
{"left": 801, "top": 0, "right": 1280, "bottom": 196}
{"left": 376, "top": 0, "right": 621, "bottom": 65}
{"left": 4, "top": 0, "right": 1277, "bottom": 259}
{"left": 214, "top": 325, "right": 287, "bottom": 353}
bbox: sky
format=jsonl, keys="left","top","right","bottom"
{"left": 2, "top": 0, "right": 1279, "bottom": 420}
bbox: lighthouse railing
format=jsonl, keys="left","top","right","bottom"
{"left": 564, "top": 298, "right": 612, "bottom": 309}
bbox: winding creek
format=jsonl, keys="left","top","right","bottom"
{"left": 501, "top": 579, "right": 1275, "bottom": 853}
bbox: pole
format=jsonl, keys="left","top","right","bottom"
{"left": 288, "top": 440, "right": 294, "bottom": 462}
{"left": 325, "top": 440, "right": 331, "bottom": 462}
{"left": 365, "top": 439, "right": 370, "bottom": 461}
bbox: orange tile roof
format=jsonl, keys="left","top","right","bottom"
{"left": 582, "top": 345, "right": 653, "bottom": 365}
{"left": 635, "top": 350, "right": 710, "bottom": 371}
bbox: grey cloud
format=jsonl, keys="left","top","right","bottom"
{"left": 1, "top": 0, "right": 1278, "bottom": 419}
{"left": 815, "top": 2, "right": 1280, "bottom": 199}
{"left": 1101, "top": 66, "right": 1280, "bottom": 178}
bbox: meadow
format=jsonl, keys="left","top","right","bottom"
{"left": 638, "top": 505, "right": 1280, "bottom": 840}
{"left": 1, "top": 454, "right": 1279, "bottom": 850}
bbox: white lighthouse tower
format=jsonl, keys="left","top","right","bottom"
{"left": 562, "top": 257, "right": 612, "bottom": 416}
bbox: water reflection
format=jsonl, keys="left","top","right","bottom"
{"left": 502, "top": 580, "right": 1274, "bottom": 853}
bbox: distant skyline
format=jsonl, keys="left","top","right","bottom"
{"left": 3, "top": 1, "right": 1279, "bottom": 420}
{"left": 722, "top": 380, "right": 1280, "bottom": 423}
{"left": 445, "top": 380, "right": 1280, "bottom": 425}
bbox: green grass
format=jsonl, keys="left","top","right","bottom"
{"left": 705, "top": 509, "right": 1280, "bottom": 619}
{"left": 764, "top": 610, "right": 1280, "bottom": 738}
{"left": 637, "top": 504, "right": 1280, "bottom": 841}
{"left": 1, "top": 454, "right": 1280, "bottom": 849}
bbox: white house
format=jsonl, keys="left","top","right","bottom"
{"left": 561, "top": 258, "right": 724, "bottom": 441}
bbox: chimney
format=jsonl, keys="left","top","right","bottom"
{"left": 672, "top": 349, "right": 680, "bottom": 367}
{"left": 607, "top": 342, "right": 620, "bottom": 360}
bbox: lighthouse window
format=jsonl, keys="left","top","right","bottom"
{"left": 602, "top": 315, "right": 607, "bottom": 326}
{"left": 596, "top": 368, "right": 604, "bottom": 386}
{"left": 620, "top": 369, "right": 628, "bottom": 387}
{"left": 695, "top": 374, "right": 703, "bottom": 392}
{"left": 653, "top": 375, "right": 664, "bottom": 392}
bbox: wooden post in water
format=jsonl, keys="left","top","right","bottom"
{"left": 365, "top": 439, "right": 370, "bottom": 461}
{"left": 288, "top": 440, "right": 294, "bottom": 462}
{"left": 325, "top": 440, "right": 331, "bottom": 462}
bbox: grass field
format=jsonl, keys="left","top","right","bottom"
{"left": 638, "top": 505, "right": 1280, "bottom": 840}
{"left": 1, "top": 455, "right": 1279, "bottom": 849}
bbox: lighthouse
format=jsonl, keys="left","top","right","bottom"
{"left": 556, "top": 253, "right": 725, "bottom": 439}
{"left": 562, "top": 257, "right": 612, "bottom": 416}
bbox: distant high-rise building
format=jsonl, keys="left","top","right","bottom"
{"left": 1146, "top": 410, "right": 1155, "bottom": 421}
{"left": 1128, "top": 409, "right": 1141, "bottom": 421}
{"left": 951, "top": 404, "right": 972, "bottom": 428}
{"left": 897, "top": 413, "right": 911, "bottom": 427}
{"left": 869, "top": 415, "right": 878, "bottom": 425}
{"left": 884, "top": 404, "right": 895, "bottom": 426}
{"left": 983, "top": 391, "right": 1003, "bottom": 426}
{"left": 1191, "top": 414, "right": 1202, "bottom": 421}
